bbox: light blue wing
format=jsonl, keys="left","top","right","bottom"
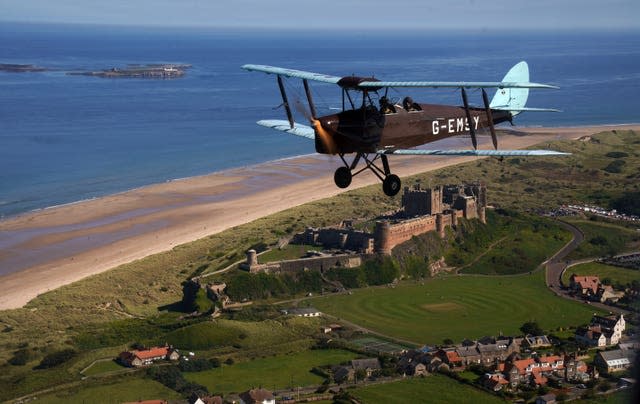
{"left": 242, "top": 64, "right": 341, "bottom": 84}
{"left": 378, "top": 149, "right": 570, "bottom": 156}
{"left": 359, "top": 81, "right": 558, "bottom": 89}
{"left": 257, "top": 119, "right": 315, "bottom": 140}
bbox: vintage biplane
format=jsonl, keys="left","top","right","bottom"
{"left": 242, "top": 61, "right": 566, "bottom": 196}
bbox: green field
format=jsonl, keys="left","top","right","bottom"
{"left": 351, "top": 374, "right": 503, "bottom": 404}
{"left": 563, "top": 261, "right": 640, "bottom": 286}
{"left": 33, "top": 377, "right": 182, "bottom": 404}
{"left": 313, "top": 271, "right": 603, "bottom": 344}
{"left": 82, "top": 359, "right": 125, "bottom": 376}
{"left": 184, "top": 349, "right": 358, "bottom": 394}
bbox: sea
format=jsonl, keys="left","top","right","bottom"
{"left": 1, "top": 23, "right": 639, "bottom": 219}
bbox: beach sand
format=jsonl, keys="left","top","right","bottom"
{"left": 0, "top": 124, "right": 637, "bottom": 310}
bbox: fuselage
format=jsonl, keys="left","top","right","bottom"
{"left": 315, "top": 103, "right": 512, "bottom": 154}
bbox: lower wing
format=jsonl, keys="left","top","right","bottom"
{"left": 255, "top": 119, "right": 569, "bottom": 156}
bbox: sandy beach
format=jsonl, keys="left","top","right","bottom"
{"left": 0, "top": 124, "right": 637, "bottom": 310}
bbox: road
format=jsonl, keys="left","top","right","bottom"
{"left": 545, "top": 219, "right": 630, "bottom": 315}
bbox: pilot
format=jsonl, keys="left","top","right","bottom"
{"left": 379, "top": 96, "right": 394, "bottom": 114}
{"left": 403, "top": 96, "right": 415, "bottom": 111}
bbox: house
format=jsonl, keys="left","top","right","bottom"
{"left": 594, "top": 349, "right": 636, "bottom": 374}
{"left": 239, "top": 388, "right": 275, "bottom": 404}
{"left": 286, "top": 307, "right": 321, "bottom": 317}
{"left": 564, "top": 355, "right": 590, "bottom": 382}
{"left": 523, "top": 335, "right": 552, "bottom": 349}
{"left": 351, "top": 358, "right": 381, "bottom": 377}
{"left": 190, "top": 396, "right": 223, "bottom": 404}
{"left": 569, "top": 275, "right": 600, "bottom": 297}
{"left": 576, "top": 314, "right": 625, "bottom": 346}
{"left": 535, "top": 393, "right": 556, "bottom": 404}
{"left": 482, "top": 373, "right": 510, "bottom": 391}
{"left": 504, "top": 355, "right": 565, "bottom": 387}
{"left": 118, "top": 345, "right": 179, "bottom": 367}
{"left": 596, "top": 285, "right": 625, "bottom": 303}
{"left": 436, "top": 348, "right": 464, "bottom": 368}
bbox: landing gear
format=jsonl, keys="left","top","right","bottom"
{"left": 334, "top": 166, "right": 352, "bottom": 188}
{"left": 382, "top": 174, "right": 401, "bottom": 196}
{"left": 334, "top": 152, "right": 402, "bottom": 197}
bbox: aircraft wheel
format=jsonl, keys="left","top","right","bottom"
{"left": 334, "top": 167, "right": 352, "bottom": 189}
{"left": 382, "top": 174, "right": 401, "bottom": 196}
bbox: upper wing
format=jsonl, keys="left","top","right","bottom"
{"left": 257, "top": 119, "right": 315, "bottom": 140}
{"left": 242, "top": 64, "right": 341, "bottom": 84}
{"left": 243, "top": 64, "right": 557, "bottom": 89}
{"left": 358, "top": 81, "right": 558, "bottom": 89}
{"left": 378, "top": 149, "right": 570, "bottom": 156}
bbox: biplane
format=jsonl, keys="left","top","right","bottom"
{"left": 242, "top": 61, "right": 567, "bottom": 196}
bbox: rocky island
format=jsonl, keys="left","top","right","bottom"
{"left": 0, "top": 63, "right": 48, "bottom": 72}
{"left": 67, "top": 63, "right": 191, "bottom": 78}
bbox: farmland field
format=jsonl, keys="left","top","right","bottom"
{"left": 184, "top": 349, "right": 358, "bottom": 394}
{"left": 351, "top": 374, "right": 503, "bottom": 404}
{"left": 313, "top": 271, "right": 603, "bottom": 344}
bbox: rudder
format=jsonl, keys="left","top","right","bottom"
{"left": 490, "top": 61, "right": 529, "bottom": 116}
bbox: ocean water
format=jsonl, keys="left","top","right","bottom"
{"left": 1, "top": 23, "right": 639, "bottom": 218}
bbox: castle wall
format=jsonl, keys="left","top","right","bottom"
{"left": 247, "top": 253, "right": 372, "bottom": 275}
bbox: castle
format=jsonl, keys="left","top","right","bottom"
{"left": 241, "top": 182, "right": 487, "bottom": 273}
{"left": 296, "top": 182, "right": 487, "bottom": 255}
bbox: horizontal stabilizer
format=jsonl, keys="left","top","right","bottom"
{"left": 257, "top": 119, "right": 315, "bottom": 139}
{"left": 492, "top": 107, "right": 562, "bottom": 113}
{"left": 379, "top": 149, "right": 570, "bottom": 157}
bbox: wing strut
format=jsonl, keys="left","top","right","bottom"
{"left": 303, "top": 79, "right": 317, "bottom": 120}
{"left": 277, "top": 76, "right": 294, "bottom": 129}
{"left": 482, "top": 89, "right": 498, "bottom": 150}
{"left": 461, "top": 88, "right": 477, "bottom": 149}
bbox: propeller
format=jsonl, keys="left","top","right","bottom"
{"left": 293, "top": 95, "right": 338, "bottom": 155}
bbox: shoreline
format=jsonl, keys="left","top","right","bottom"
{"left": 1, "top": 123, "right": 638, "bottom": 310}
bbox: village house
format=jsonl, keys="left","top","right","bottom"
{"left": 118, "top": 345, "right": 179, "bottom": 367}
{"left": 239, "top": 388, "right": 275, "bottom": 404}
{"left": 575, "top": 314, "right": 625, "bottom": 347}
{"left": 503, "top": 355, "right": 565, "bottom": 387}
{"left": 523, "top": 335, "right": 552, "bottom": 349}
{"left": 594, "top": 348, "right": 636, "bottom": 374}
{"left": 568, "top": 274, "right": 625, "bottom": 303}
{"left": 535, "top": 393, "right": 557, "bottom": 404}
{"left": 481, "top": 372, "right": 510, "bottom": 392}
{"left": 333, "top": 358, "right": 382, "bottom": 383}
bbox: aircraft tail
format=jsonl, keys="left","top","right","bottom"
{"left": 490, "top": 61, "right": 529, "bottom": 116}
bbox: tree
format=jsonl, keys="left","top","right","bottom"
{"left": 443, "top": 338, "right": 454, "bottom": 346}
{"left": 520, "top": 321, "right": 543, "bottom": 336}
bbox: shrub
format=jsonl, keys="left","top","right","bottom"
{"left": 35, "top": 348, "right": 76, "bottom": 369}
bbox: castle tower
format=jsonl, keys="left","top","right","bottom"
{"left": 427, "top": 186, "right": 443, "bottom": 215}
{"left": 374, "top": 220, "right": 392, "bottom": 255}
{"left": 435, "top": 214, "right": 445, "bottom": 238}
{"left": 450, "top": 210, "right": 458, "bottom": 227}
{"left": 246, "top": 249, "right": 258, "bottom": 267}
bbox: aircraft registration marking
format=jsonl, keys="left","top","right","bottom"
{"left": 432, "top": 116, "right": 479, "bottom": 135}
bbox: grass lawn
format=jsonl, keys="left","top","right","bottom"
{"left": 563, "top": 262, "right": 640, "bottom": 287}
{"left": 313, "top": 271, "right": 604, "bottom": 345}
{"left": 564, "top": 219, "right": 640, "bottom": 260}
{"left": 184, "top": 349, "right": 358, "bottom": 394}
{"left": 33, "top": 377, "right": 182, "bottom": 404}
{"left": 351, "top": 374, "right": 503, "bottom": 404}
{"left": 82, "top": 359, "right": 125, "bottom": 376}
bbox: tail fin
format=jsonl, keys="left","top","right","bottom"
{"left": 490, "top": 61, "right": 529, "bottom": 116}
